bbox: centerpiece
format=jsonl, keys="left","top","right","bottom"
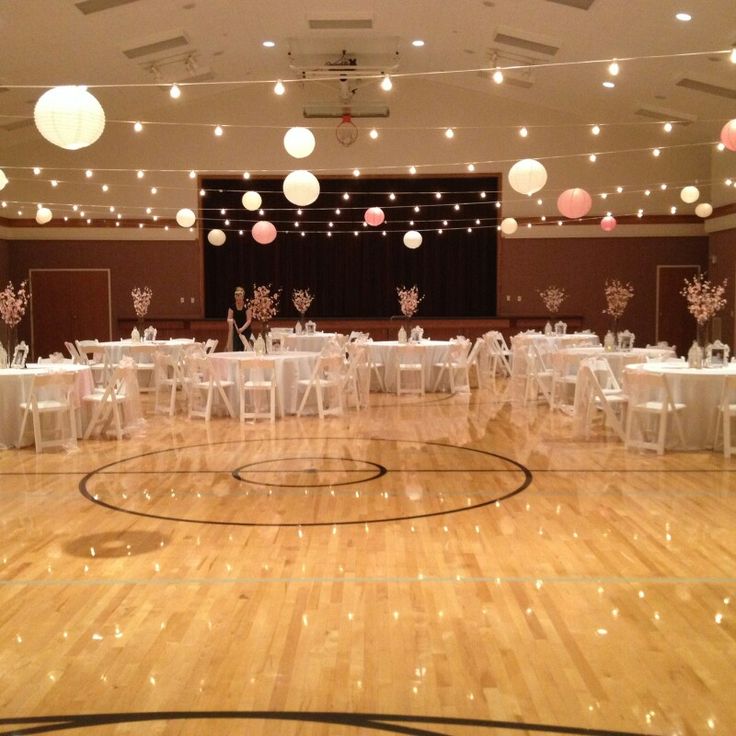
{"left": 537, "top": 285, "right": 567, "bottom": 334}
{"left": 131, "top": 286, "right": 153, "bottom": 336}
{"left": 0, "top": 279, "right": 30, "bottom": 364}
{"left": 292, "top": 288, "right": 314, "bottom": 327}
{"left": 248, "top": 283, "right": 282, "bottom": 338}
{"left": 396, "top": 285, "right": 424, "bottom": 340}
{"left": 681, "top": 274, "right": 728, "bottom": 350}
{"left": 602, "top": 279, "right": 634, "bottom": 336}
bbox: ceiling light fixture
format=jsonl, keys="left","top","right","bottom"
{"left": 602, "top": 81, "right": 615, "bottom": 88}
{"left": 262, "top": 40, "right": 275, "bottom": 48}
{"left": 675, "top": 12, "right": 692, "bottom": 21}
{"left": 412, "top": 39, "right": 425, "bottom": 47}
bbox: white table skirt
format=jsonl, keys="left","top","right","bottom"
{"left": 209, "top": 351, "right": 319, "bottom": 415}
{"left": 283, "top": 333, "right": 338, "bottom": 353}
{"left": 0, "top": 364, "right": 94, "bottom": 448}
{"left": 622, "top": 361, "right": 736, "bottom": 450}
{"left": 366, "top": 340, "right": 453, "bottom": 393}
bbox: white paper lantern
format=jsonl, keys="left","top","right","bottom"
{"left": 500, "top": 217, "right": 518, "bottom": 235}
{"left": 0, "top": 169, "right": 7, "bottom": 191}
{"left": 35, "top": 207, "right": 52, "bottom": 225}
{"left": 175, "top": 208, "right": 196, "bottom": 228}
{"left": 242, "top": 191, "right": 262, "bottom": 211}
{"left": 283, "top": 170, "right": 320, "bottom": 206}
{"left": 207, "top": 229, "right": 226, "bottom": 246}
{"left": 403, "top": 230, "right": 423, "bottom": 249}
{"left": 508, "top": 159, "right": 547, "bottom": 196}
{"left": 283, "top": 127, "right": 316, "bottom": 159}
{"left": 34, "top": 86, "right": 105, "bottom": 150}
{"left": 695, "top": 202, "right": 713, "bottom": 218}
{"left": 680, "top": 186, "right": 700, "bottom": 204}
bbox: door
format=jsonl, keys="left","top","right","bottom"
{"left": 656, "top": 265, "right": 700, "bottom": 353}
{"left": 30, "top": 269, "right": 111, "bottom": 360}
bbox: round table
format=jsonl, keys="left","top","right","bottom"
{"left": 283, "top": 332, "right": 339, "bottom": 353}
{"left": 366, "top": 340, "right": 454, "bottom": 393}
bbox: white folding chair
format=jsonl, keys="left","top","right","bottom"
{"left": 297, "top": 354, "right": 345, "bottom": 417}
{"left": 237, "top": 358, "right": 279, "bottom": 422}
{"left": 185, "top": 355, "right": 235, "bottom": 421}
{"left": 83, "top": 365, "right": 137, "bottom": 441}
{"left": 344, "top": 343, "right": 371, "bottom": 409}
{"left": 624, "top": 371, "right": 686, "bottom": 454}
{"left": 124, "top": 343, "right": 157, "bottom": 393}
{"left": 204, "top": 338, "right": 219, "bottom": 354}
{"left": 484, "top": 331, "right": 512, "bottom": 378}
{"left": 713, "top": 374, "right": 736, "bottom": 458}
{"left": 153, "top": 350, "right": 184, "bottom": 416}
{"left": 396, "top": 344, "right": 425, "bottom": 396}
{"left": 75, "top": 339, "right": 108, "bottom": 386}
{"left": 525, "top": 342, "right": 554, "bottom": 407}
{"left": 578, "top": 358, "right": 628, "bottom": 442}
{"left": 18, "top": 372, "right": 78, "bottom": 452}
{"left": 467, "top": 337, "right": 488, "bottom": 389}
{"left": 432, "top": 339, "right": 471, "bottom": 393}
{"left": 550, "top": 351, "right": 581, "bottom": 412}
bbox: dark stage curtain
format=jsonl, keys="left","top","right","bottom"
{"left": 202, "top": 175, "right": 498, "bottom": 320}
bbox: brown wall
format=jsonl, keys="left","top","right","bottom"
{"left": 0, "top": 239, "right": 9, "bottom": 285}
{"left": 8, "top": 238, "right": 202, "bottom": 343}
{"left": 708, "top": 227, "right": 736, "bottom": 347}
{"left": 498, "top": 235, "right": 708, "bottom": 346}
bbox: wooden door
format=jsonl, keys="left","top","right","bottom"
{"left": 656, "top": 265, "right": 700, "bottom": 354}
{"left": 30, "top": 269, "right": 111, "bottom": 359}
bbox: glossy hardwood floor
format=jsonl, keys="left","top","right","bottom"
{"left": 0, "top": 381, "right": 734, "bottom": 735}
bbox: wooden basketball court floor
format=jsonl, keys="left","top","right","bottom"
{"left": 0, "top": 382, "right": 734, "bottom": 736}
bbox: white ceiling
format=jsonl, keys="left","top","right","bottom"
{"left": 1, "top": 0, "right": 735, "bottom": 226}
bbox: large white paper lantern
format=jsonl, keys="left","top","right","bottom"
{"left": 508, "top": 159, "right": 547, "bottom": 196}
{"left": 0, "top": 169, "right": 7, "bottom": 191}
{"left": 283, "top": 170, "right": 320, "bottom": 206}
{"left": 695, "top": 202, "right": 713, "bottom": 218}
{"left": 242, "top": 191, "right": 262, "bottom": 211}
{"left": 500, "top": 217, "right": 518, "bottom": 235}
{"left": 34, "top": 86, "right": 105, "bottom": 150}
{"left": 283, "top": 127, "right": 316, "bottom": 159}
{"left": 680, "top": 186, "right": 700, "bottom": 204}
{"left": 207, "top": 229, "right": 226, "bottom": 246}
{"left": 403, "top": 230, "right": 422, "bottom": 249}
{"left": 175, "top": 208, "right": 196, "bottom": 228}
{"left": 35, "top": 207, "right": 52, "bottom": 224}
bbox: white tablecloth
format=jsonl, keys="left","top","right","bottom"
{"left": 209, "top": 351, "right": 319, "bottom": 415}
{"left": 0, "top": 364, "right": 94, "bottom": 448}
{"left": 283, "top": 332, "right": 339, "bottom": 353}
{"left": 556, "top": 346, "right": 676, "bottom": 382}
{"left": 623, "top": 361, "right": 736, "bottom": 450}
{"left": 90, "top": 338, "right": 197, "bottom": 365}
{"left": 366, "top": 340, "right": 453, "bottom": 393}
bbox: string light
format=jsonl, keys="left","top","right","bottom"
{"left": 33, "top": 167, "right": 41, "bottom": 175}
{"left": 519, "top": 126, "right": 528, "bottom": 138}
{"left": 652, "top": 148, "right": 661, "bottom": 157}
{"left": 591, "top": 125, "right": 601, "bottom": 136}
{"left": 134, "top": 121, "right": 143, "bottom": 132}
{"left": 189, "top": 170, "right": 196, "bottom": 179}
{"left": 380, "top": 74, "right": 393, "bottom": 92}
{"left": 445, "top": 128, "right": 455, "bottom": 139}
{"left": 214, "top": 125, "right": 223, "bottom": 136}
{"left": 369, "top": 128, "right": 379, "bottom": 139}
{"left": 467, "top": 163, "right": 476, "bottom": 172}
{"left": 731, "top": 47, "right": 736, "bottom": 63}
{"left": 492, "top": 68, "right": 503, "bottom": 84}
{"left": 663, "top": 122, "right": 673, "bottom": 132}
{"left": 589, "top": 153, "right": 597, "bottom": 162}
{"left": 169, "top": 84, "right": 181, "bottom": 99}
{"left": 409, "top": 166, "right": 417, "bottom": 175}
{"left": 608, "top": 60, "right": 620, "bottom": 76}
{"left": 137, "top": 170, "right": 144, "bottom": 178}
{"left": 85, "top": 169, "right": 93, "bottom": 178}
{"left": 273, "top": 80, "right": 285, "bottom": 95}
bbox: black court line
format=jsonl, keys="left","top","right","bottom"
{"left": 0, "top": 710, "right": 660, "bottom": 736}
{"left": 78, "top": 437, "right": 533, "bottom": 527}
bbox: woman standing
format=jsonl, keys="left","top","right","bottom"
{"left": 227, "top": 286, "right": 253, "bottom": 351}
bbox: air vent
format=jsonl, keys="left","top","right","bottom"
{"left": 303, "top": 103, "right": 389, "bottom": 118}
{"left": 676, "top": 77, "right": 736, "bottom": 100}
{"left": 634, "top": 106, "right": 695, "bottom": 124}
{"left": 76, "top": 0, "right": 141, "bottom": 14}
{"left": 307, "top": 12, "right": 373, "bottom": 30}
{"left": 545, "top": 0, "right": 595, "bottom": 9}
{"left": 493, "top": 27, "right": 560, "bottom": 57}
{"left": 0, "top": 118, "right": 34, "bottom": 132}
{"left": 122, "top": 32, "right": 190, "bottom": 60}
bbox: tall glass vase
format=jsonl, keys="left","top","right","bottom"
{"left": 696, "top": 321, "right": 708, "bottom": 348}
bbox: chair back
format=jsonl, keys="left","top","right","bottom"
{"left": 204, "top": 338, "right": 218, "bottom": 354}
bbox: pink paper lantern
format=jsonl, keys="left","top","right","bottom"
{"left": 251, "top": 220, "right": 277, "bottom": 245}
{"left": 720, "top": 119, "right": 736, "bottom": 152}
{"left": 364, "top": 207, "right": 385, "bottom": 227}
{"left": 557, "top": 188, "right": 592, "bottom": 219}
{"left": 600, "top": 215, "right": 617, "bottom": 232}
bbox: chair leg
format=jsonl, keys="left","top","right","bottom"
{"left": 17, "top": 406, "right": 31, "bottom": 448}
{"left": 724, "top": 410, "right": 732, "bottom": 458}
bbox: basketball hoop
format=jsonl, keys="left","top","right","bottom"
{"left": 336, "top": 113, "right": 358, "bottom": 147}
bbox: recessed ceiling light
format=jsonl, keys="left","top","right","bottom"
{"left": 675, "top": 12, "right": 692, "bottom": 21}
{"left": 412, "top": 39, "right": 425, "bottom": 47}
{"left": 602, "top": 81, "right": 615, "bottom": 88}
{"left": 262, "top": 40, "right": 275, "bottom": 48}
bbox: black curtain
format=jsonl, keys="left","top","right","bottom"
{"left": 203, "top": 175, "right": 498, "bottom": 320}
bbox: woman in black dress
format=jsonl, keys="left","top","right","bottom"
{"left": 226, "top": 286, "right": 253, "bottom": 351}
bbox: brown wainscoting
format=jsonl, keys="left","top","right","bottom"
{"left": 118, "top": 315, "right": 585, "bottom": 345}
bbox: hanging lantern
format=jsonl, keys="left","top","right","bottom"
{"left": 508, "top": 159, "right": 547, "bottom": 196}
{"left": 680, "top": 186, "right": 700, "bottom": 204}
{"left": 175, "top": 208, "right": 196, "bottom": 228}
{"left": 403, "top": 230, "right": 422, "bottom": 249}
{"left": 35, "top": 207, "right": 53, "bottom": 224}
{"left": 207, "top": 229, "right": 226, "bottom": 246}
{"left": 252, "top": 220, "right": 277, "bottom": 244}
{"left": 283, "top": 170, "right": 320, "bottom": 206}
{"left": 364, "top": 207, "right": 385, "bottom": 226}
{"left": 0, "top": 169, "right": 8, "bottom": 191}
{"left": 33, "top": 86, "right": 106, "bottom": 150}
{"left": 500, "top": 217, "right": 518, "bottom": 235}
{"left": 557, "top": 188, "right": 592, "bottom": 219}
{"left": 336, "top": 114, "right": 358, "bottom": 147}
{"left": 720, "top": 119, "right": 736, "bottom": 151}
{"left": 600, "top": 215, "right": 617, "bottom": 232}
{"left": 283, "top": 127, "right": 316, "bottom": 158}
{"left": 695, "top": 203, "right": 713, "bottom": 218}
{"left": 241, "top": 191, "right": 262, "bottom": 211}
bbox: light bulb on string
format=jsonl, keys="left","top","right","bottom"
{"left": 369, "top": 128, "right": 379, "bottom": 139}
{"left": 33, "top": 167, "right": 41, "bottom": 175}
{"left": 589, "top": 153, "right": 597, "bottom": 162}
{"left": 214, "top": 125, "right": 223, "bottom": 137}
{"left": 467, "top": 163, "right": 475, "bottom": 172}
{"left": 519, "top": 127, "right": 528, "bottom": 138}
{"left": 169, "top": 84, "right": 181, "bottom": 99}
{"left": 591, "top": 125, "right": 601, "bottom": 136}
{"left": 274, "top": 80, "right": 285, "bottom": 95}
{"left": 134, "top": 121, "right": 143, "bottom": 132}
{"left": 731, "top": 47, "right": 736, "bottom": 64}
{"left": 409, "top": 166, "right": 416, "bottom": 175}
{"left": 445, "top": 128, "right": 454, "bottom": 139}
{"left": 663, "top": 122, "right": 673, "bottom": 133}
{"left": 492, "top": 68, "right": 503, "bottom": 84}
{"left": 380, "top": 74, "right": 393, "bottom": 92}
{"left": 608, "top": 60, "right": 620, "bottom": 76}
